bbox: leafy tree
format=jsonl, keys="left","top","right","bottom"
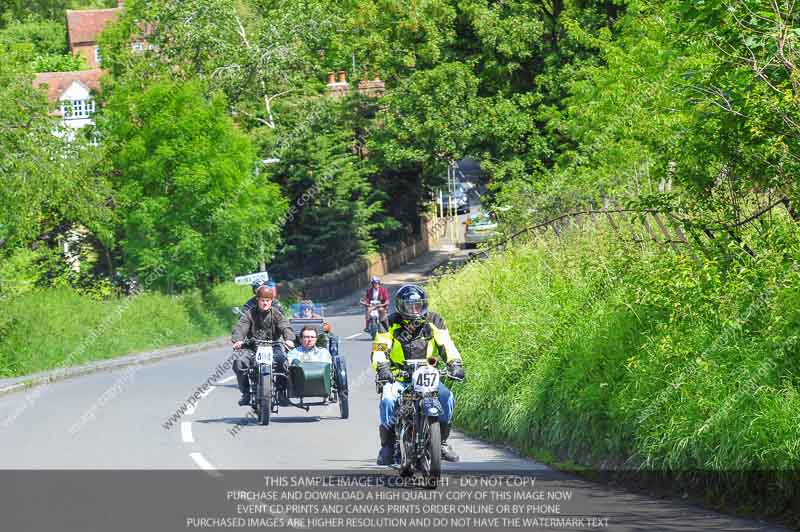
{"left": 99, "top": 79, "right": 287, "bottom": 291}
{"left": 0, "top": 59, "right": 112, "bottom": 287}
{"left": 100, "top": 0, "right": 331, "bottom": 127}
{"left": 261, "top": 98, "right": 395, "bottom": 278}
{"left": 0, "top": 15, "right": 66, "bottom": 54}
{"left": 0, "top": 15, "right": 87, "bottom": 72}
{"left": 372, "top": 62, "right": 479, "bottom": 182}
{"left": 343, "top": 0, "right": 457, "bottom": 81}
{"left": 32, "top": 52, "right": 87, "bottom": 71}
{"left": 0, "top": 0, "right": 116, "bottom": 25}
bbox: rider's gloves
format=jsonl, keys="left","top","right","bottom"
{"left": 376, "top": 362, "right": 394, "bottom": 383}
{"left": 448, "top": 361, "right": 465, "bottom": 380}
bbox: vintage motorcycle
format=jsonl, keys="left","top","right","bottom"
{"left": 246, "top": 339, "right": 285, "bottom": 426}
{"left": 379, "top": 359, "right": 460, "bottom": 489}
{"left": 239, "top": 337, "right": 349, "bottom": 426}
{"left": 361, "top": 298, "right": 388, "bottom": 337}
{"left": 232, "top": 306, "right": 349, "bottom": 424}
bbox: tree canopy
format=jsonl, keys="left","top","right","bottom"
{"left": 5, "top": 0, "right": 800, "bottom": 291}
{"left": 100, "top": 79, "right": 287, "bottom": 290}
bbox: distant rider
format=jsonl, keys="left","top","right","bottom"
{"left": 231, "top": 286, "right": 294, "bottom": 406}
{"left": 361, "top": 276, "right": 389, "bottom": 333}
{"left": 371, "top": 284, "right": 465, "bottom": 464}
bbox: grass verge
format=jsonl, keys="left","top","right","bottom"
{"left": 0, "top": 282, "right": 251, "bottom": 378}
{"left": 428, "top": 223, "right": 800, "bottom": 524}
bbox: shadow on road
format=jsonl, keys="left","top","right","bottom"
{"left": 194, "top": 416, "right": 250, "bottom": 426}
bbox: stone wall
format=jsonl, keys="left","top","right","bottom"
{"left": 276, "top": 221, "right": 432, "bottom": 301}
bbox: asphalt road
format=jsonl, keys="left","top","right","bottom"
{"left": 0, "top": 251, "right": 789, "bottom": 531}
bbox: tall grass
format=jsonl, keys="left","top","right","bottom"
{"left": 429, "top": 222, "right": 800, "bottom": 516}
{"left": 0, "top": 282, "right": 250, "bottom": 377}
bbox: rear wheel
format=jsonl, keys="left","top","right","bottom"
{"left": 257, "top": 370, "right": 272, "bottom": 426}
{"left": 420, "top": 419, "right": 442, "bottom": 489}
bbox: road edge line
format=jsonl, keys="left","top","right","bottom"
{"left": 0, "top": 337, "right": 229, "bottom": 398}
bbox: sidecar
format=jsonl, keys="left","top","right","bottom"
{"left": 278, "top": 301, "right": 349, "bottom": 419}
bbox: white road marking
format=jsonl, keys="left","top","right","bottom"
{"left": 189, "top": 452, "right": 221, "bottom": 477}
{"left": 219, "top": 375, "right": 236, "bottom": 384}
{"left": 345, "top": 332, "right": 363, "bottom": 340}
{"left": 181, "top": 422, "right": 194, "bottom": 443}
{"left": 186, "top": 378, "right": 224, "bottom": 416}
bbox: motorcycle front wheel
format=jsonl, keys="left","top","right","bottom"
{"left": 420, "top": 418, "right": 441, "bottom": 489}
{"left": 367, "top": 318, "right": 378, "bottom": 338}
{"left": 257, "top": 370, "right": 272, "bottom": 426}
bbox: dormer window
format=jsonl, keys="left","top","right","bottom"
{"left": 95, "top": 46, "right": 101, "bottom": 65}
{"left": 61, "top": 99, "right": 96, "bottom": 119}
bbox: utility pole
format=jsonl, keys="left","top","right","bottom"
{"left": 448, "top": 160, "right": 457, "bottom": 243}
{"left": 259, "top": 239, "right": 266, "bottom": 272}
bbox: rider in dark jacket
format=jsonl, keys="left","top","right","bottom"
{"left": 231, "top": 286, "right": 294, "bottom": 405}
{"left": 371, "top": 284, "right": 465, "bottom": 464}
{"left": 242, "top": 280, "right": 281, "bottom": 313}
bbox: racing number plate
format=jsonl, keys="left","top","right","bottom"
{"left": 255, "top": 346, "right": 271, "bottom": 364}
{"left": 412, "top": 365, "right": 440, "bottom": 393}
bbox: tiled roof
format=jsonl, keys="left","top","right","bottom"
{"left": 32, "top": 69, "right": 103, "bottom": 102}
{"left": 66, "top": 8, "right": 121, "bottom": 46}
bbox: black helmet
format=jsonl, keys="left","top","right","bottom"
{"left": 395, "top": 284, "right": 428, "bottom": 322}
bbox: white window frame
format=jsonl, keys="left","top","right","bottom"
{"left": 131, "top": 41, "right": 144, "bottom": 52}
{"left": 61, "top": 99, "right": 96, "bottom": 120}
{"left": 94, "top": 46, "right": 101, "bottom": 65}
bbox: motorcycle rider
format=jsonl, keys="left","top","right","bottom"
{"left": 361, "top": 276, "right": 389, "bottom": 333}
{"left": 371, "top": 284, "right": 465, "bottom": 465}
{"left": 242, "top": 279, "right": 281, "bottom": 313}
{"left": 231, "top": 285, "right": 295, "bottom": 406}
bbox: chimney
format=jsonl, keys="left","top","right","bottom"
{"left": 327, "top": 70, "right": 350, "bottom": 99}
{"left": 357, "top": 72, "right": 385, "bottom": 98}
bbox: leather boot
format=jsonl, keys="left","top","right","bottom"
{"left": 236, "top": 371, "right": 251, "bottom": 406}
{"left": 377, "top": 425, "right": 396, "bottom": 465}
{"left": 440, "top": 422, "right": 459, "bottom": 462}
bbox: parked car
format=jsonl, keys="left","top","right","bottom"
{"left": 439, "top": 183, "right": 469, "bottom": 215}
{"left": 464, "top": 210, "right": 497, "bottom": 248}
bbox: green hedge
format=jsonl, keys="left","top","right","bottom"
{"left": 429, "top": 223, "right": 800, "bottom": 518}
{"left": 0, "top": 282, "right": 250, "bottom": 377}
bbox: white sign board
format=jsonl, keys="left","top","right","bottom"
{"left": 234, "top": 271, "right": 269, "bottom": 285}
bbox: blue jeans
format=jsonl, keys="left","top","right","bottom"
{"left": 379, "top": 381, "right": 454, "bottom": 429}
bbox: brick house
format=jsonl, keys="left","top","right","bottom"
{"left": 66, "top": 2, "right": 124, "bottom": 68}
{"left": 32, "top": 1, "right": 132, "bottom": 130}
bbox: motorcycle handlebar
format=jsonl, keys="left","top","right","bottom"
{"left": 375, "top": 368, "right": 463, "bottom": 384}
{"left": 360, "top": 298, "right": 387, "bottom": 307}
{"left": 234, "top": 339, "right": 289, "bottom": 351}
